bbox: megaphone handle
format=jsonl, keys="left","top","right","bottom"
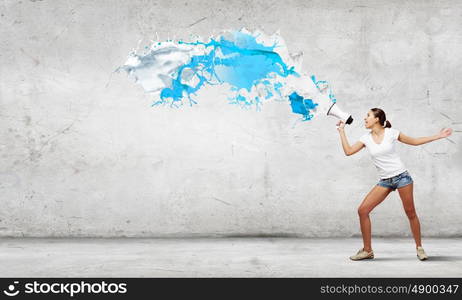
{"left": 346, "top": 116, "right": 353, "bottom": 125}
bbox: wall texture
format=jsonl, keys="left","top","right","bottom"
{"left": 0, "top": 0, "right": 461, "bottom": 237}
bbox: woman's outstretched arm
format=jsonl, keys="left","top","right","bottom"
{"left": 337, "top": 120, "right": 365, "bottom": 156}
{"left": 398, "top": 128, "right": 453, "bottom": 146}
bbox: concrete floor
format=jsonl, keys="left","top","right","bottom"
{"left": 1, "top": 238, "right": 461, "bottom": 277}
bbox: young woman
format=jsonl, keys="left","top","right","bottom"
{"left": 337, "top": 108, "right": 453, "bottom": 261}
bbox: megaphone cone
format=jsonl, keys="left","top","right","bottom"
{"left": 327, "top": 103, "right": 353, "bottom": 124}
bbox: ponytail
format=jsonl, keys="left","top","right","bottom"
{"left": 371, "top": 108, "right": 392, "bottom": 128}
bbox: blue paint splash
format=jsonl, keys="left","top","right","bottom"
{"left": 118, "top": 29, "right": 340, "bottom": 122}
{"left": 311, "top": 75, "right": 337, "bottom": 103}
{"left": 289, "top": 92, "right": 318, "bottom": 121}
{"left": 154, "top": 31, "right": 299, "bottom": 108}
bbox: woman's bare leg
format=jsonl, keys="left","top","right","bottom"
{"left": 397, "top": 183, "right": 422, "bottom": 248}
{"left": 358, "top": 185, "right": 393, "bottom": 252}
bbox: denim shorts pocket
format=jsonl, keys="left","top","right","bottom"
{"left": 396, "top": 173, "right": 413, "bottom": 188}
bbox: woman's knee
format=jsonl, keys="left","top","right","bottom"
{"left": 358, "top": 206, "right": 370, "bottom": 217}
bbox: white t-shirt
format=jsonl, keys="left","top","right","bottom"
{"left": 359, "top": 127, "right": 407, "bottom": 179}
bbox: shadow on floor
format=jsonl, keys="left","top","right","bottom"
{"left": 364, "top": 257, "right": 411, "bottom": 261}
{"left": 372, "top": 256, "right": 462, "bottom": 262}
{"left": 423, "top": 256, "right": 462, "bottom": 262}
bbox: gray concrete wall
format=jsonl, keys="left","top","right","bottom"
{"left": 0, "top": 0, "right": 460, "bottom": 237}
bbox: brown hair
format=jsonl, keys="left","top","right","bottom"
{"left": 370, "top": 108, "right": 392, "bottom": 128}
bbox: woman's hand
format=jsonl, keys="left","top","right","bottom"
{"left": 336, "top": 120, "right": 345, "bottom": 131}
{"left": 438, "top": 128, "right": 453, "bottom": 139}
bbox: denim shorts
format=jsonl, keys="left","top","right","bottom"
{"left": 377, "top": 171, "right": 413, "bottom": 191}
